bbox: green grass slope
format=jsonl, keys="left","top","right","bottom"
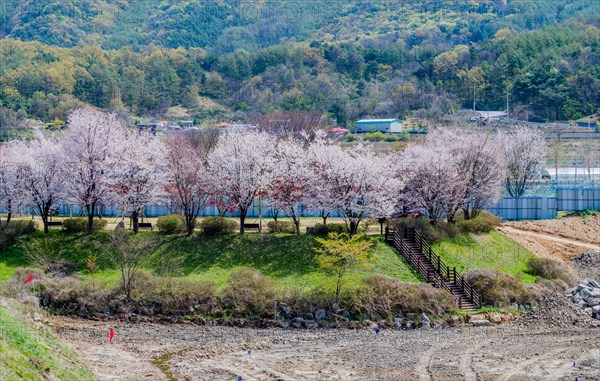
{"left": 0, "top": 231, "right": 422, "bottom": 292}
{"left": 0, "top": 301, "right": 93, "bottom": 381}
{"left": 432, "top": 230, "right": 537, "bottom": 283}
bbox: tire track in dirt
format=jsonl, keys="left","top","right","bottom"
{"left": 416, "top": 345, "right": 438, "bottom": 381}
{"left": 461, "top": 344, "right": 481, "bottom": 381}
{"left": 498, "top": 226, "right": 599, "bottom": 251}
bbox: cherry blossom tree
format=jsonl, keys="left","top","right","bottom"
{"left": 61, "top": 108, "right": 123, "bottom": 234}
{"left": 0, "top": 144, "right": 17, "bottom": 224}
{"left": 424, "top": 129, "right": 506, "bottom": 221}
{"left": 400, "top": 140, "right": 465, "bottom": 225}
{"left": 500, "top": 127, "right": 546, "bottom": 197}
{"left": 207, "top": 129, "right": 276, "bottom": 234}
{"left": 267, "top": 138, "right": 311, "bottom": 235}
{"left": 106, "top": 128, "right": 166, "bottom": 233}
{"left": 305, "top": 137, "right": 340, "bottom": 224}
{"left": 164, "top": 134, "right": 211, "bottom": 235}
{"left": 11, "top": 131, "right": 65, "bottom": 233}
{"left": 308, "top": 138, "right": 398, "bottom": 234}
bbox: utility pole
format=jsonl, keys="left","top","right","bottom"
{"left": 506, "top": 89, "right": 509, "bottom": 120}
{"left": 555, "top": 123, "right": 560, "bottom": 183}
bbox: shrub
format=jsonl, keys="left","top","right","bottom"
{"left": 365, "top": 131, "right": 385, "bottom": 142}
{"left": 0, "top": 220, "right": 37, "bottom": 250}
{"left": 345, "top": 133, "right": 356, "bottom": 142}
{"left": 62, "top": 218, "right": 107, "bottom": 233}
{"left": 199, "top": 217, "right": 238, "bottom": 236}
{"left": 7, "top": 267, "right": 46, "bottom": 297}
{"left": 156, "top": 214, "right": 185, "bottom": 234}
{"left": 464, "top": 269, "right": 537, "bottom": 307}
{"left": 527, "top": 257, "right": 577, "bottom": 286}
{"left": 37, "top": 276, "right": 112, "bottom": 315}
{"left": 457, "top": 210, "right": 501, "bottom": 234}
{"left": 384, "top": 134, "right": 399, "bottom": 142}
{"left": 355, "top": 275, "right": 455, "bottom": 319}
{"left": 129, "top": 270, "right": 219, "bottom": 315}
{"left": 310, "top": 223, "right": 347, "bottom": 235}
{"left": 390, "top": 217, "right": 458, "bottom": 242}
{"left": 267, "top": 221, "right": 296, "bottom": 233}
{"left": 221, "top": 268, "right": 278, "bottom": 318}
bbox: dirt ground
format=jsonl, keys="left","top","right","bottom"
{"left": 497, "top": 214, "right": 600, "bottom": 261}
{"left": 46, "top": 316, "right": 600, "bottom": 381}
{"left": 22, "top": 214, "right": 600, "bottom": 380}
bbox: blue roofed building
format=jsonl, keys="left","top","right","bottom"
{"left": 355, "top": 118, "right": 403, "bottom": 133}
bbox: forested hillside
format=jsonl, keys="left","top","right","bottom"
{"left": 0, "top": 0, "right": 599, "bottom": 138}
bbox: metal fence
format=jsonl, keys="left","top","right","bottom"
{"left": 6, "top": 187, "right": 599, "bottom": 223}
{"left": 556, "top": 188, "right": 600, "bottom": 212}
{"left": 486, "top": 196, "right": 558, "bottom": 220}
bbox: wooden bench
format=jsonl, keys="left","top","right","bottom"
{"left": 47, "top": 221, "right": 63, "bottom": 229}
{"left": 138, "top": 222, "right": 153, "bottom": 231}
{"left": 243, "top": 223, "right": 261, "bottom": 232}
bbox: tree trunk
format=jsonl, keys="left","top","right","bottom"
{"left": 42, "top": 216, "right": 49, "bottom": 234}
{"left": 185, "top": 213, "right": 194, "bottom": 235}
{"left": 239, "top": 207, "right": 248, "bottom": 234}
{"left": 294, "top": 218, "right": 300, "bottom": 236}
{"left": 87, "top": 202, "right": 96, "bottom": 235}
{"left": 321, "top": 210, "right": 329, "bottom": 225}
{"left": 132, "top": 210, "right": 139, "bottom": 234}
{"left": 6, "top": 200, "right": 11, "bottom": 224}
{"left": 463, "top": 208, "right": 471, "bottom": 221}
{"left": 349, "top": 219, "right": 359, "bottom": 235}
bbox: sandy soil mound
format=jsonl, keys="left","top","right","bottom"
{"left": 498, "top": 214, "right": 599, "bottom": 262}
{"left": 504, "top": 214, "right": 599, "bottom": 244}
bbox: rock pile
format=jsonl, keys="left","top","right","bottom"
{"left": 572, "top": 252, "right": 600, "bottom": 281}
{"left": 517, "top": 291, "right": 598, "bottom": 329}
{"left": 566, "top": 278, "right": 600, "bottom": 319}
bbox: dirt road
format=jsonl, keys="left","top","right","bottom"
{"left": 48, "top": 317, "right": 600, "bottom": 381}
{"left": 498, "top": 214, "right": 600, "bottom": 261}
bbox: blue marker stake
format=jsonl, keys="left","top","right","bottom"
{"left": 247, "top": 350, "right": 252, "bottom": 356}
{"left": 238, "top": 376, "right": 243, "bottom": 381}
{"left": 573, "top": 361, "right": 576, "bottom": 367}
{"left": 375, "top": 328, "right": 380, "bottom": 335}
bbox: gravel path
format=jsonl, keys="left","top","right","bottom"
{"left": 47, "top": 317, "right": 600, "bottom": 381}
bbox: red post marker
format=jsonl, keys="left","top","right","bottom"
{"left": 25, "top": 274, "right": 34, "bottom": 283}
{"left": 109, "top": 328, "right": 115, "bottom": 343}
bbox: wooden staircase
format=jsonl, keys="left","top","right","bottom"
{"left": 385, "top": 227, "right": 482, "bottom": 311}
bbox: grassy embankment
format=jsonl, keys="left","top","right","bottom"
{"left": 432, "top": 230, "right": 537, "bottom": 283}
{"left": 0, "top": 300, "right": 93, "bottom": 380}
{"left": 0, "top": 229, "right": 422, "bottom": 293}
{"left": 0, "top": 219, "right": 538, "bottom": 291}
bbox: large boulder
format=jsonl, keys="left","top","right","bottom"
{"left": 315, "top": 309, "right": 326, "bottom": 320}
{"left": 573, "top": 288, "right": 591, "bottom": 303}
{"left": 585, "top": 279, "right": 600, "bottom": 288}
{"left": 291, "top": 317, "right": 304, "bottom": 328}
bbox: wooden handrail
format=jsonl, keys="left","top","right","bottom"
{"left": 389, "top": 227, "right": 483, "bottom": 308}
